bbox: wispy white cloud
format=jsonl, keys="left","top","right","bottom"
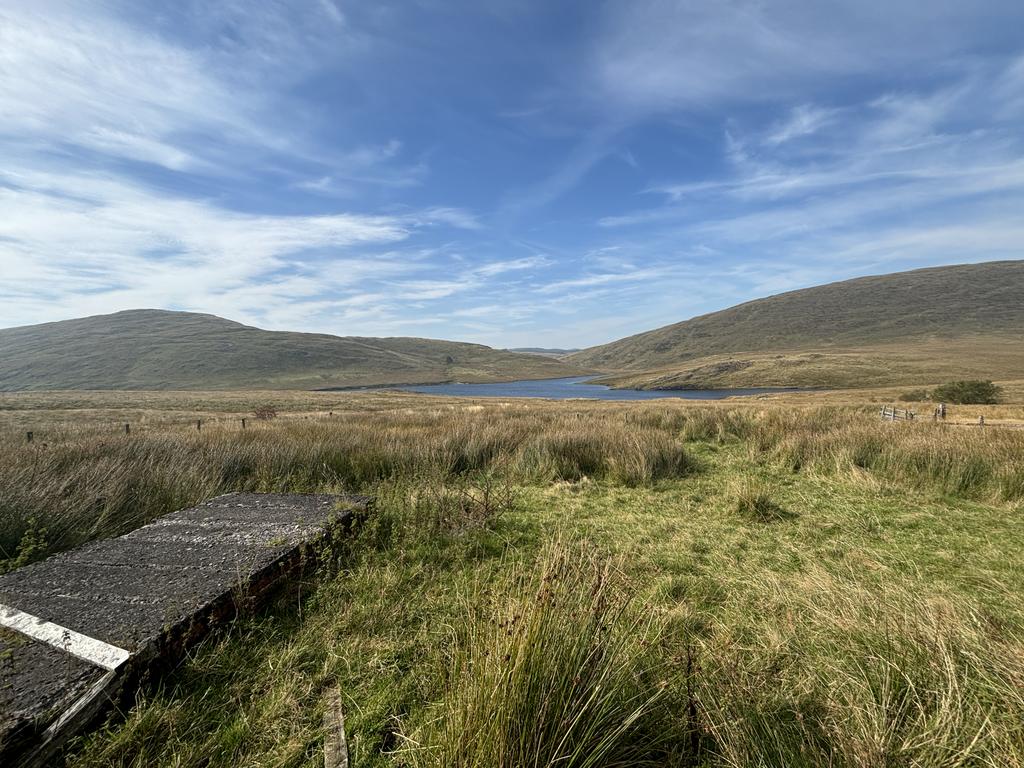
{"left": 0, "top": 168, "right": 409, "bottom": 261}
{"left": 507, "top": 0, "right": 1024, "bottom": 221}
{"left": 0, "top": 4, "right": 245, "bottom": 173}
{"left": 473, "top": 255, "right": 551, "bottom": 276}
{"left": 0, "top": 165, "right": 482, "bottom": 330}
{"left": 292, "top": 141, "right": 429, "bottom": 196}
{"left": 601, "top": 57, "right": 1024, "bottom": 247}
{"left": 588, "top": 1, "right": 1023, "bottom": 114}
{"left": 498, "top": 121, "right": 626, "bottom": 219}
{"left": 536, "top": 265, "right": 672, "bottom": 294}
{"left": 404, "top": 208, "right": 483, "bottom": 231}
{"left": 317, "top": 0, "right": 345, "bottom": 25}
{"left": 0, "top": 2, "right": 424, "bottom": 185}
{"left": 764, "top": 104, "right": 837, "bottom": 145}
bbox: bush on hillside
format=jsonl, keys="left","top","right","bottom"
{"left": 930, "top": 380, "right": 1002, "bottom": 405}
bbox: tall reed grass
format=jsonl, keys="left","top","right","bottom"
{"left": 636, "top": 403, "right": 1024, "bottom": 503}
{"left": 408, "top": 545, "right": 680, "bottom": 767}
{"left": 759, "top": 411, "right": 1024, "bottom": 503}
{"left": 691, "top": 569, "right": 1024, "bottom": 766}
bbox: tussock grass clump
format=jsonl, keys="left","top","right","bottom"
{"left": 998, "top": 461, "right": 1024, "bottom": 504}
{"left": 410, "top": 545, "right": 678, "bottom": 768}
{"left": 771, "top": 419, "right": 1024, "bottom": 502}
{"left": 516, "top": 427, "right": 694, "bottom": 486}
{"left": 678, "top": 408, "right": 758, "bottom": 443}
{"left": 731, "top": 478, "right": 791, "bottom": 522}
{"left": 383, "top": 473, "right": 519, "bottom": 538}
{"left": 625, "top": 407, "right": 689, "bottom": 432}
{"left": 694, "top": 572, "right": 1024, "bottom": 767}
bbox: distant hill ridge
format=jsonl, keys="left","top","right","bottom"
{"left": 569, "top": 261, "right": 1024, "bottom": 389}
{"left": 0, "top": 310, "right": 582, "bottom": 391}
{"left": 507, "top": 347, "right": 580, "bottom": 357}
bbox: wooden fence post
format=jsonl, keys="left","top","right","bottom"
{"left": 323, "top": 687, "right": 349, "bottom": 768}
{"left": 196, "top": 419, "right": 202, "bottom": 431}
{"left": 241, "top": 418, "right": 246, "bottom": 429}
{"left": 27, "top": 431, "right": 33, "bottom": 444}
{"left": 125, "top": 423, "right": 130, "bottom": 436}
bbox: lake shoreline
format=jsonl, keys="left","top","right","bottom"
{"left": 362, "top": 375, "right": 808, "bottom": 401}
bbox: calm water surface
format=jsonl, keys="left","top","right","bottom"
{"left": 393, "top": 376, "right": 800, "bottom": 400}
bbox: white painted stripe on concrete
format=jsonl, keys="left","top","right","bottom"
{"left": 0, "top": 604, "right": 130, "bottom": 671}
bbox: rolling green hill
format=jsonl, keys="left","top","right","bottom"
{"left": 0, "top": 310, "right": 584, "bottom": 391}
{"left": 570, "top": 261, "right": 1024, "bottom": 389}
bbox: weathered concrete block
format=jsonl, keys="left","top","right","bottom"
{"left": 0, "top": 492, "right": 369, "bottom": 766}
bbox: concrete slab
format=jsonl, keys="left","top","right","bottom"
{"left": 0, "top": 492, "right": 368, "bottom": 766}
{"left": 0, "top": 630, "right": 107, "bottom": 758}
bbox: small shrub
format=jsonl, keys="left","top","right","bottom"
{"left": 1, "top": 517, "right": 49, "bottom": 573}
{"left": 930, "top": 380, "right": 1002, "bottom": 404}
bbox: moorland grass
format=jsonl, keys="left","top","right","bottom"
{"left": 0, "top": 408, "right": 697, "bottom": 564}
{"left": 3, "top": 398, "right": 1022, "bottom": 567}
{"left": 409, "top": 544, "right": 679, "bottom": 768}
{"left": 1, "top": 392, "right": 1023, "bottom": 766}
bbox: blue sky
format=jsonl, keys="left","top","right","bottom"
{"left": 2, "top": 1, "right": 1023, "bottom": 348}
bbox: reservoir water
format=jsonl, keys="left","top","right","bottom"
{"left": 392, "top": 376, "right": 799, "bottom": 400}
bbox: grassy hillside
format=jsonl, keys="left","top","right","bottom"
{"left": 591, "top": 336, "right": 1024, "bottom": 390}
{"left": 0, "top": 310, "right": 583, "bottom": 391}
{"left": 571, "top": 261, "right": 1024, "bottom": 389}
